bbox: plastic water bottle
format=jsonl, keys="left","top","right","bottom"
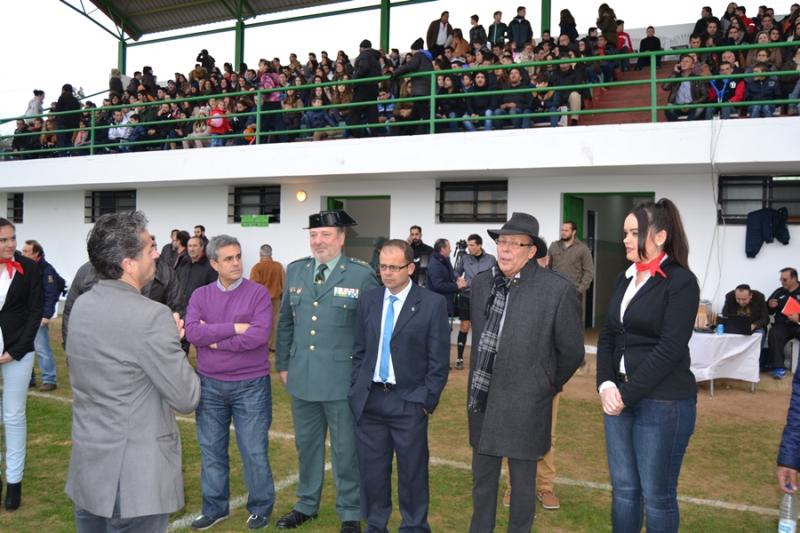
{"left": 715, "top": 323, "right": 724, "bottom": 336}
{"left": 779, "top": 492, "right": 797, "bottom": 533}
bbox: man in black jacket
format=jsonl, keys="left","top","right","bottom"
{"left": 508, "top": 6, "right": 533, "bottom": 52}
{"left": 393, "top": 39, "right": 433, "bottom": 134}
{"left": 177, "top": 236, "right": 217, "bottom": 305}
{"left": 722, "top": 284, "right": 769, "bottom": 333}
{"left": 550, "top": 61, "right": 583, "bottom": 126}
{"left": 349, "top": 40, "right": 382, "bottom": 137}
{"left": 54, "top": 84, "right": 81, "bottom": 152}
{"left": 767, "top": 268, "right": 800, "bottom": 379}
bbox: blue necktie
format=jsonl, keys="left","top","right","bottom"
{"left": 379, "top": 296, "right": 398, "bottom": 382}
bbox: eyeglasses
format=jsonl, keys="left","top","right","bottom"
{"left": 379, "top": 263, "right": 410, "bottom": 272}
{"left": 494, "top": 238, "right": 534, "bottom": 248}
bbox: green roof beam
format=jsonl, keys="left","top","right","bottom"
{"left": 379, "top": 0, "right": 390, "bottom": 51}
{"left": 59, "top": 0, "right": 121, "bottom": 40}
{"left": 541, "top": 0, "right": 551, "bottom": 37}
{"left": 127, "top": 0, "right": 219, "bottom": 18}
{"left": 96, "top": 0, "right": 145, "bottom": 39}
{"left": 118, "top": 38, "right": 127, "bottom": 73}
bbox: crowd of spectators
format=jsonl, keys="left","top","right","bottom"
{"left": 8, "top": 2, "right": 800, "bottom": 158}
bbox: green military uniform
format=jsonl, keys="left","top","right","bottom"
{"left": 276, "top": 253, "right": 379, "bottom": 521}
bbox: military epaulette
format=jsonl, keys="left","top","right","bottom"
{"left": 289, "top": 256, "right": 313, "bottom": 266}
{"left": 347, "top": 257, "right": 372, "bottom": 269}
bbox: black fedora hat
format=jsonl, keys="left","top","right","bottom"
{"left": 304, "top": 210, "right": 358, "bottom": 229}
{"left": 487, "top": 212, "right": 547, "bottom": 259}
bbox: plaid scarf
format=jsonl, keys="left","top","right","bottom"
{"left": 468, "top": 267, "right": 512, "bottom": 413}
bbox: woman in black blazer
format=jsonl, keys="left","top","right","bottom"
{"left": 0, "top": 217, "right": 42, "bottom": 510}
{"left": 596, "top": 199, "right": 699, "bottom": 533}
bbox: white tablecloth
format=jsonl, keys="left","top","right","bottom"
{"left": 689, "top": 332, "right": 761, "bottom": 384}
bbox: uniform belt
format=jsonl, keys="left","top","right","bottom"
{"left": 617, "top": 373, "right": 629, "bottom": 383}
{"left": 371, "top": 381, "right": 396, "bottom": 391}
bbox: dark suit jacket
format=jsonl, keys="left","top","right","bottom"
{"left": 349, "top": 283, "right": 450, "bottom": 421}
{"left": 722, "top": 289, "right": 769, "bottom": 329}
{"left": 467, "top": 261, "right": 584, "bottom": 461}
{"left": 596, "top": 260, "right": 700, "bottom": 407}
{"left": 0, "top": 253, "right": 42, "bottom": 360}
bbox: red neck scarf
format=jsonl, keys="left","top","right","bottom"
{"left": 635, "top": 251, "right": 667, "bottom": 279}
{"left": 0, "top": 258, "right": 24, "bottom": 277}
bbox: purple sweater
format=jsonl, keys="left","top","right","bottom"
{"left": 185, "top": 278, "right": 272, "bottom": 381}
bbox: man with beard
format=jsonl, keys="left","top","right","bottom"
{"left": 407, "top": 225, "right": 433, "bottom": 288}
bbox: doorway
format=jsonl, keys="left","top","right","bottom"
{"left": 326, "top": 196, "right": 390, "bottom": 265}
{"left": 562, "top": 192, "right": 655, "bottom": 328}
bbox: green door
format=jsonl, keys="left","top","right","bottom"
{"left": 562, "top": 194, "right": 585, "bottom": 238}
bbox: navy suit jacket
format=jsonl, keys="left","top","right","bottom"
{"left": 349, "top": 282, "right": 450, "bottom": 421}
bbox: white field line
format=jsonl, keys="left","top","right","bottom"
{"left": 26, "top": 388, "right": 778, "bottom": 518}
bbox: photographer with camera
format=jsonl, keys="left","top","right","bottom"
{"left": 453, "top": 234, "right": 496, "bottom": 369}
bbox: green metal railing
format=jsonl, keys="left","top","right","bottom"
{"left": 2, "top": 40, "right": 798, "bottom": 160}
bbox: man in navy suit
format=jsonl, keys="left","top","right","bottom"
{"left": 349, "top": 239, "right": 450, "bottom": 532}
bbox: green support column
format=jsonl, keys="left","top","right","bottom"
{"left": 235, "top": 19, "right": 245, "bottom": 68}
{"left": 540, "top": 0, "right": 551, "bottom": 37}
{"left": 379, "top": 0, "right": 390, "bottom": 51}
{"left": 118, "top": 38, "right": 127, "bottom": 74}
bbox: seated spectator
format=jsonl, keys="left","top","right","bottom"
{"left": 73, "top": 118, "right": 91, "bottom": 154}
{"left": 280, "top": 89, "right": 304, "bottom": 140}
{"left": 722, "top": 284, "right": 769, "bottom": 334}
{"left": 745, "top": 31, "right": 784, "bottom": 69}
{"left": 663, "top": 54, "right": 708, "bottom": 121}
{"left": 436, "top": 75, "right": 465, "bottom": 133}
{"left": 392, "top": 78, "right": 415, "bottom": 135}
{"left": 615, "top": 20, "right": 634, "bottom": 71}
{"left": 207, "top": 100, "right": 231, "bottom": 146}
{"left": 463, "top": 71, "right": 495, "bottom": 132}
{"left": 550, "top": 52, "right": 583, "bottom": 127}
{"left": 706, "top": 61, "right": 746, "bottom": 119}
{"left": 493, "top": 68, "right": 532, "bottom": 129}
{"left": 12, "top": 119, "right": 36, "bottom": 156}
{"left": 301, "top": 96, "right": 337, "bottom": 141}
{"left": 705, "top": 20, "right": 724, "bottom": 46}
{"left": 451, "top": 28, "right": 471, "bottom": 60}
{"left": 637, "top": 26, "right": 663, "bottom": 70}
{"left": 183, "top": 108, "right": 210, "bottom": 149}
{"left": 783, "top": 48, "right": 800, "bottom": 115}
{"left": 531, "top": 73, "right": 556, "bottom": 125}
{"left": 124, "top": 114, "right": 148, "bottom": 152}
{"left": 722, "top": 25, "right": 748, "bottom": 47}
{"left": 329, "top": 80, "right": 353, "bottom": 125}
{"left": 767, "top": 268, "right": 800, "bottom": 378}
{"left": 375, "top": 86, "right": 396, "bottom": 135}
{"left": 595, "top": 35, "right": 616, "bottom": 83}
{"left": 721, "top": 49, "right": 745, "bottom": 73}
{"left": 40, "top": 118, "right": 58, "bottom": 151}
{"left": 746, "top": 63, "right": 781, "bottom": 118}
{"left": 107, "top": 110, "right": 131, "bottom": 146}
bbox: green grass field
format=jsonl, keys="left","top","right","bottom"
{"left": 1, "top": 319, "right": 788, "bottom": 532}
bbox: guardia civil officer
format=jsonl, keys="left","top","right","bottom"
{"left": 275, "top": 211, "right": 379, "bottom": 533}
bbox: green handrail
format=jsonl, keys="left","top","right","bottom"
{"left": 2, "top": 39, "right": 798, "bottom": 160}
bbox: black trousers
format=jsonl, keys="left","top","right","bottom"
{"left": 354, "top": 386, "right": 431, "bottom": 533}
{"left": 470, "top": 450, "right": 538, "bottom": 533}
{"left": 769, "top": 321, "right": 800, "bottom": 369}
{"left": 348, "top": 86, "right": 379, "bottom": 138}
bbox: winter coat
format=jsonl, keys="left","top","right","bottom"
{"left": 745, "top": 207, "right": 790, "bottom": 257}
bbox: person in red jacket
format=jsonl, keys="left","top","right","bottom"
{"left": 706, "top": 61, "right": 746, "bottom": 119}
{"left": 207, "top": 100, "right": 231, "bottom": 147}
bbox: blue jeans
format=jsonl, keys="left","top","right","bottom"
{"left": 492, "top": 107, "right": 531, "bottom": 129}
{"left": 210, "top": 136, "right": 226, "bottom": 147}
{"left": 462, "top": 110, "right": 493, "bottom": 132}
{"left": 196, "top": 375, "right": 275, "bottom": 520}
{"left": 748, "top": 104, "right": 775, "bottom": 118}
{"left": 604, "top": 398, "right": 696, "bottom": 533}
{"left": 1, "top": 353, "right": 34, "bottom": 483}
{"left": 705, "top": 105, "right": 734, "bottom": 120}
{"left": 30, "top": 324, "right": 57, "bottom": 385}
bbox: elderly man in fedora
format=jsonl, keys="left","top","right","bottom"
{"left": 467, "top": 212, "right": 585, "bottom": 533}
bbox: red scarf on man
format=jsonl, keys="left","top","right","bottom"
{"left": 635, "top": 251, "right": 667, "bottom": 278}
{"left": 0, "top": 258, "right": 24, "bottom": 277}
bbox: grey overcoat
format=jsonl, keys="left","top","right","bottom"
{"left": 468, "top": 260, "right": 584, "bottom": 461}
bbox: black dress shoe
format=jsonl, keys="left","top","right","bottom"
{"left": 5, "top": 481, "right": 21, "bottom": 510}
{"left": 276, "top": 510, "right": 317, "bottom": 529}
{"left": 340, "top": 521, "right": 362, "bottom": 533}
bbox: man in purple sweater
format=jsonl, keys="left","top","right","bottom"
{"left": 184, "top": 235, "right": 275, "bottom": 531}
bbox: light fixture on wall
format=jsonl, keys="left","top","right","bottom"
{"left": 296, "top": 190, "right": 307, "bottom": 202}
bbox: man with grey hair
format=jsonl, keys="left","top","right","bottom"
{"left": 250, "top": 243, "right": 285, "bottom": 353}
{"left": 66, "top": 211, "right": 200, "bottom": 533}
{"left": 185, "top": 235, "right": 276, "bottom": 530}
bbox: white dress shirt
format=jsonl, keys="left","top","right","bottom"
{"left": 373, "top": 280, "right": 413, "bottom": 384}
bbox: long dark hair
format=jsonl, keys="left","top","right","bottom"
{"left": 560, "top": 9, "right": 576, "bottom": 25}
{"left": 630, "top": 198, "right": 690, "bottom": 269}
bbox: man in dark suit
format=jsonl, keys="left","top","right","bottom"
{"left": 467, "top": 212, "right": 584, "bottom": 533}
{"left": 350, "top": 239, "right": 450, "bottom": 533}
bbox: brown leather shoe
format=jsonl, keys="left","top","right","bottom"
{"left": 39, "top": 383, "right": 58, "bottom": 392}
{"left": 537, "top": 490, "right": 560, "bottom": 510}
